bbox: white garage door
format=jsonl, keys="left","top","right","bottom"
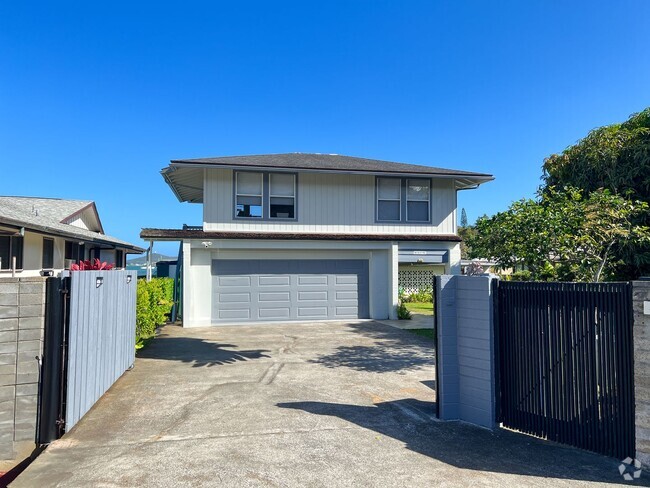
{"left": 212, "top": 259, "right": 369, "bottom": 323}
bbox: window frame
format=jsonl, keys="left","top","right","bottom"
{"left": 268, "top": 173, "right": 296, "bottom": 220}
{"left": 376, "top": 177, "right": 402, "bottom": 223}
{"left": 233, "top": 171, "right": 298, "bottom": 221}
{"left": 405, "top": 178, "right": 431, "bottom": 223}
{"left": 375, "top": 176, "right": 432, "bottom": 224}
{"left": 115, "top": 249, "right": 124, "bottom": 268}
{"left": 234, "top": 171, "right": 264, "bottom": 219}
{"left": 42, "top": 237, "right": 55, "bottom": 269}
{"left": 64, "top": 240, "right": 84, "bottom": 267}
{"left": 0, "top": 235, "right": 24, "bottom": 271}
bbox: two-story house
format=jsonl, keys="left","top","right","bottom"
{"left": 141, "top": 154, "right": 493, "bottom": 326}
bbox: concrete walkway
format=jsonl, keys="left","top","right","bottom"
{"left": 13, "top": 321, "right": 634, "bottom": 487}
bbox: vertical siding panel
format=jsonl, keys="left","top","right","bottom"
{"left": 205, "top": 171, "right": 455, "bottom": 235}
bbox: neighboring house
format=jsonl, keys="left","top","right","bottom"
{"left": 0, "top": 197, "right": 144, "bottom": 277}
{"left": 460, "top": 259, "right": 509, "bottom": 276}
{"left": 141, "top": 153, "right": 493, "bottom": 326}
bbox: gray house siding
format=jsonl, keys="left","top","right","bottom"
{"left": 436, "top": 275, "right": 495, "bottom": 429}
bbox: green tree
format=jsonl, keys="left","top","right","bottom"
{"left": 468, "top": 187, "right": 650, "bottom": 282}
{"left": 460, "top": 208, "right": 468, "bottom": 228}
{"left": 543, "top": 108, "right": 650, "bottom": 197}
{"left": 542, "top": 108, "right": 650, "bottom": 278}
{"left": 458, "top": 225, "right": 477, "bottom": 260}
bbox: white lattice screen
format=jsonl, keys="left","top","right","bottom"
{"left": 398, "top": 266, "right": 442, "bottom": 293}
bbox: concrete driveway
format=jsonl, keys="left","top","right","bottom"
{"left": 14, "top": 321, "right": 631, "bottom": 487}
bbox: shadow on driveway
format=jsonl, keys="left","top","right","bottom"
{"left": 278, "top": 398, "right": 635, "bottom": 485}
{"left": 308, "top": 321, "right": 435, "bottom": 373}
{"left": 138, "top": 335, "right": 270, "bottom": 367}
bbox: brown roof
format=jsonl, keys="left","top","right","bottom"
{"left": 140, "top": 228, "right": 462, "bottom": 242}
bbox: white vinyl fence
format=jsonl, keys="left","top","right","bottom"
{"left": 64, "top": 270, "right": 136, "bottom": 429}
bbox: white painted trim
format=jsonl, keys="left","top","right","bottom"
{"left": 388, "top": 242, "right": 399, "bottom": 320}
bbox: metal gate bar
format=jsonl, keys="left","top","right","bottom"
{"left": 495, "top": 281, "right": 635, "bottom": 459}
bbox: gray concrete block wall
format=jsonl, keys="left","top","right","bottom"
{"left": 436, "top": 275, "right": 496, "bottom": 429}
{"left": 0, "top": 277, "right": 45, "bottom": 461}
{"left": 634, "top": 280, "right": 650, "bottom": 467}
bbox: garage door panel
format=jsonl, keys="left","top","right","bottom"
{"left": 298, "top": 275, "right": 328, "bottom": 285}
{"left": 218, "top": 309, "right": 251, "bottom": 320}
{"left": 218, "top": 293, "right": 251, "bottom": 303}
{"left": 258, "top": 292, "right": 290, "bottom": 302}
{"left": 212, "top": 259, "right": 369, "bottom": 323}
{"left": 336, "top": 306, "right": 359, "bottom": 316}
{"left": 335, "top": 275, "right": 358, "bottom": 285}
{"left": 336, "top": 291, "right": 357, "bottom": 300}
{"left": 259, "top": 276, "right": 290, "bottom": 286}
{"left": 219, "top": 276, "right": 251, "bottom": 287}
{"left": 298, "top": 291, "right": 328, "bottom": 301}
{"left": 258, "top": 308, "right": 291, "bottom": 319}
{"left": 297, "top": 307, "right": 329, "bottom": 318}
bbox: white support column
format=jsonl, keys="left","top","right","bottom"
{"left": 448, "top": 242, "right": 461, "bottom": 275}
{"left": 388, "top": 242, "right": 399, "bottom": 320}
{"left": 182, "top": 240, "right": 192, "bottom": 327}
{"left": 145, "top": 241, "right": 153, "bottom": 282}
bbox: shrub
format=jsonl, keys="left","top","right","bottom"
{"left": 70, "top": 258, "right": 114, "bottom": 271}
{"left": 402, "top": 287, "right": 434, "bottom": 303}
{"left": 510, "top": 270, "right": 532, "bottom": 282}
{"left": 136, "top": 278, "right": 174, "bottom": 348}
{"left": 397, "top": 302, "right": 412, "bottom": 320}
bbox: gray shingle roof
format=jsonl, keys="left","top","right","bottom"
{"left": 163, "top": 153, "right": 494, "bottom": 203}
{"left": 170, "top": 153, "right": 493, "bottom": 178}
{"left": 0, "top": 196, "right": 144, "bottom": 252}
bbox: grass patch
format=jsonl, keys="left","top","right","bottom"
{"left": 407, "top": 328, "right": 435, "bottom": 340}
{"left": 404, "top": 302, "right": 434, "bottom": 315}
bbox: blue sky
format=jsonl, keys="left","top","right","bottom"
{"left": 1, "top": 1, "right": 649, "bottom": 256}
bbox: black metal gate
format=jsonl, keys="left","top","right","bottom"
{"left": 37, "top": 277, "right": 70, "bottom": 445}
{"left": 494, "top": 281, "right": 635, "bottom": 459}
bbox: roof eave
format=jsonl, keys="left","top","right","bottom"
{"left": 162, "top": 162, "right": 493, "bottom": 202}
{"left": 168, "top": 160, "right": 493, "bottom": 179}
{"left": 0, "top": 217, "right": 145, "bottom": 253}
{"left": 140, "top": 228, "right": 463, "bottom": 243}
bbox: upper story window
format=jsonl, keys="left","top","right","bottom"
{"left": 235, "top": 171, "right": 296, "bottom": 220}
{"left": 269, "top": 173, "right": 296, "bottom": 219}
{"left": 377, "top": 178, "right": 401, "bottom": 222}
{"left": 376, "top": 177, "right": 431, "bottom": 223}
{"left": 406, "top": 179, "right": 430, "bottom": 222}
{"left": 235, "top": 172, "right": 263, "bottom": 218}
{"left": 0, "top": 236, "right": 23, "bottom": 270}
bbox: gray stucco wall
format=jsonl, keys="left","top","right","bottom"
{"left": 436, "top": 275, "right": 495, "bottom": 429}
{"left": 0, "top": 277, "right": 46, "bottom": 461}
{"left": 634, "top": 280, "right": 650, "bottom": 466}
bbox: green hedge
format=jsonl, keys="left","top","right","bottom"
{"left": 136, "top": 277, "right": 174, "bottom": 347}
